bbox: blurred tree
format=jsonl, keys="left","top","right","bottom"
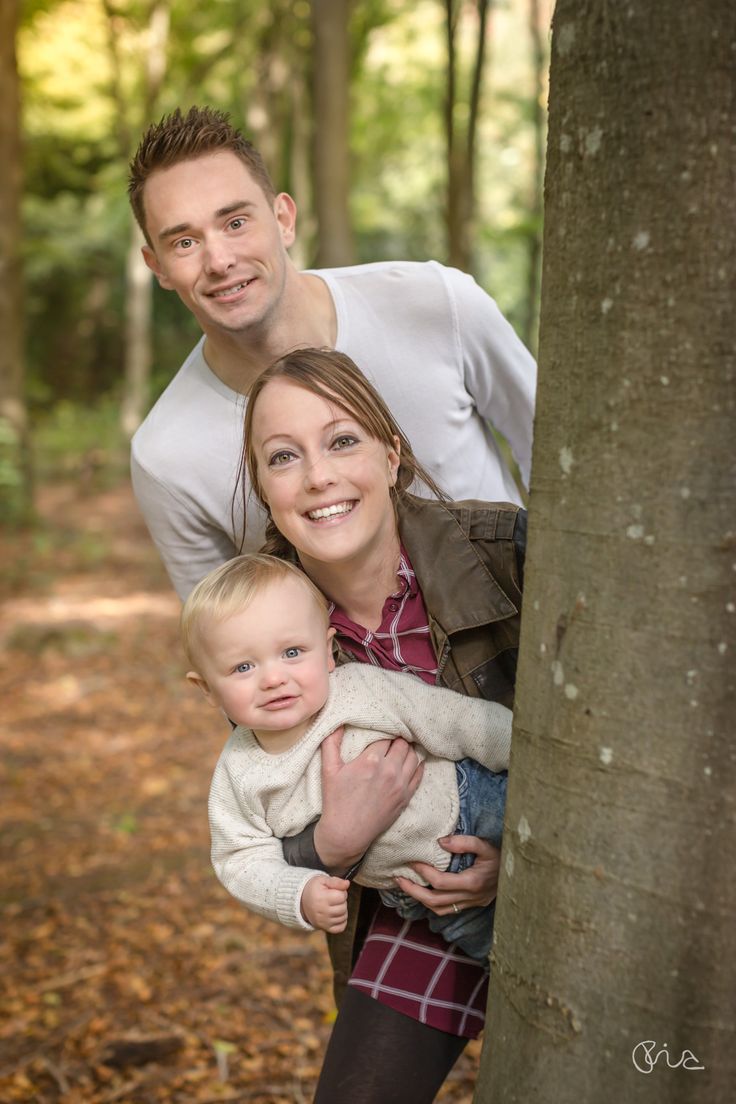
{"left": 444, "top": 0, "right": 490, "bottom": 272}
{"left": 0, "top": 0, "right": 32, "bottom": 520}
{"left": 519, "top": 0, "right": 544, "bottom": 353}
{"left": 477, "top": 1, "right": 736, "bottom": 1101}
{"left": 103, "top": 0, "right": 171, "bottom": 437}
{"left": 310, "top": 0, "right": 355, "bottom": 266}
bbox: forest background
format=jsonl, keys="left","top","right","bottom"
{"left": 2, "top": 0, "right": 551, "bottom": 513}
{"left": 1, "top": 1, "right": 552, "bottom": 1101}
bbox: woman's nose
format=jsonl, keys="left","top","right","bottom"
{"left": 303, "top": 451, "right": 337, "bottom": 490}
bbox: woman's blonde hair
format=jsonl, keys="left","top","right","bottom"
{"left": 238, "top": 348, "right": 446, "bottom": 557}
{"left": 181, "top": 553, "right": 328, "bottom": 667}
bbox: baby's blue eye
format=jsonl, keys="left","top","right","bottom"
{"left": 235, "top": 662, "right": 253, "bottom": 673}
{"left": 284, "top": 647, "right": 301, "bottom": 659}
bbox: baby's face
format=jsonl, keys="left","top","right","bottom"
{"left": 196, "top": 576, "right": 334, "bottom": 751}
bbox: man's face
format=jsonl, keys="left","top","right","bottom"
{"left": 141, "top": 150, "right": 297, "bottom": 338}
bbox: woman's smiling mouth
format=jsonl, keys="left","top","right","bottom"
{"left": 306, "top": 501, "right": 355, "bottom": 521}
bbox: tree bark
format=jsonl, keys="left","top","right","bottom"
{"left": 310, "top": 0, "right": 355, "bottom": 267}
{"left": 477, "top": 2, "right": 736, "bottom": 1102}
{"left": 0, "top": 0, "right": 32, "bottom": 520}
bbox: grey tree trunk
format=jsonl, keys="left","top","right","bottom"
{"left": 310, "top": 0, "right": 355, "bottom": 267}
{"left": 0, "top": 0, "right": 32, "bottom": 521}
{"left": 476, "top": 2, "right": 735, "bottom": 1102}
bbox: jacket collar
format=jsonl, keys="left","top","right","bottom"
{"left": 397, "top": 495, "right": 518, "bottom": 635}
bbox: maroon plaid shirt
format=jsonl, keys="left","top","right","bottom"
{"left": 328, "top": 547, "right": 489, "bottom": 1038}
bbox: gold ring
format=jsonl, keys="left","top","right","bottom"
{"left": 452, "top": 903, "right": 459, "bottom": 914}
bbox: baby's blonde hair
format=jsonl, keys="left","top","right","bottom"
{"left": 181, "top": 554, "right": 329, "bottom": 668}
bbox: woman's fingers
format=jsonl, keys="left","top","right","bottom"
{"left": 394, "top": 837, "right": 502, "bottom": 914}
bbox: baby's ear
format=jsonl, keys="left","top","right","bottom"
{"left": 186, "top": 670, "right": 217, "bottom": 707}
{"left": 326, "top": 626, "right": 337, "bottom": 672}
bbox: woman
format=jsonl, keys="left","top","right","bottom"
{"left": 240, "top": 348, "right": 525, "bottom": 1103}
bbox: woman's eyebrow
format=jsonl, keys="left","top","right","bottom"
{"left": 259, "top": 418, "right": 355, "bottom": 449}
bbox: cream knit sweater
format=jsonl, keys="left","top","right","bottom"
{"left": 208, "top": 663, "right": 512, "bottom": 931}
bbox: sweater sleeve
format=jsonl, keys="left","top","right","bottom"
{"left": 339, "top": 665, "right": 513, "bottom": 772}
{"left": 208, "top": 752, "right": 324, "bottom": 931}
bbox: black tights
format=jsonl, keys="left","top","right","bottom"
{"left": 313, "top": 987, "right": 468, "bottom": 1104}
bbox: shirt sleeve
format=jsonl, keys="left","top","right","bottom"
{"left": 440, "top": 265, "right": 537, "bottom": 490}
{"left": 130, "top": 449, "right": 239, "bottom": 600}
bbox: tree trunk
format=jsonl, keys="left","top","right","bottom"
{"left": 477, "top": 2, "right": 736, "bottom": 1102}
{"left": 112, "top": 0, "right": 170, "bottom": 438}
{"left": 445, "top": 0, "right": 490, "bottom": 272}
{"left": 310, "top": 0, "right": 354, "bottom": 267}
{"left": 519, "top": 0, "right": 545, "bottom": 354}
{"left": 0, "top": 0, "right": 32, "bottom": 521}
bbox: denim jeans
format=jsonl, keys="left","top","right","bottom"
{"left": 380, "top": 758, "right": 507, "bottom": 961}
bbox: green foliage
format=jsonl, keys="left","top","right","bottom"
{"left": 17, "top": 0, "right": 549, "bottom": 419}
{"left": 33, "top": 397, "right": 129, "bottom": 484}
{"left": 0, "top": 418, "right": 31, "bottom": 526}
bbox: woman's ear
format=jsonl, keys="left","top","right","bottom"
{"left": 387, "top": 435, "right": 401, "bottom": 487}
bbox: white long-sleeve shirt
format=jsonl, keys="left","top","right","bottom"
{"left": 208, "top": 663, "right": 512, "bottom": 932}
{"left": 131, "top": 261, "right": 536, "bottom": 599}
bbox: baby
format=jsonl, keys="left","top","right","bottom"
{"left": 183, "top": 553, "right": 511, "bottom": 961}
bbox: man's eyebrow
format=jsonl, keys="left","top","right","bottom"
{"left": 157, "top": 201, "right": 255, "bottom": 242}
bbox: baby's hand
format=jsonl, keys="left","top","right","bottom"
{"left": 301, "top": 875, "right": 350, "bottom": 933}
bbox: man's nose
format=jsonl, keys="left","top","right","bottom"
{"left": 203, "top": 237, "right": 236, "bottom": 275}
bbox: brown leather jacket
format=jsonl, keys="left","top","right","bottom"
{"left": 285, "top": 494, "right": 526, "bottom": 1001}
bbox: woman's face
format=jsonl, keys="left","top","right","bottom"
{"left": 250, "top": 378, "right": 401, "bottom": 571}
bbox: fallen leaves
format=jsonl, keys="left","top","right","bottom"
{"left": 0, "top": 480, "right": 480, "bottom": 1102}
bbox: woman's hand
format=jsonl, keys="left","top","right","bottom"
{"left": 313, "top": 727, "right": 424, "bottom": 873}
{"left": 394, "top": 835, "right": 501, "bottom": 917}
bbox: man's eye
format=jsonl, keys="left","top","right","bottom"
{"left": 228, "top": 217, "right": 246, "bottom": 230}
{"left": 284, "top": 647, "right": 301, "bottom": 659}
{"left": 175, "top": 238, "right": 195, "bottom": 250}
{"left": 235, "top": 662, "right": 253, "bottom": 673}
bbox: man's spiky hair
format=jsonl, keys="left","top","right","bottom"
{"left": 128, "top": 106, "right": 276, "bottom": 245}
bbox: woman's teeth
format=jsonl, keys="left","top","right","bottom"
{"left": 308, "top": 502, "right": 354, "bottom": 520}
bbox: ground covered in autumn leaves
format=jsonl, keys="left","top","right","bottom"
{"left": 1, "top": 479, "right": 481, "bottom": 1103}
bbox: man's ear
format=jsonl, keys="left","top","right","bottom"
{"left": 186, "top": 670, "right": 217, "bottom": 707}
{"left": 326, "top": 626, "right": 337, "bottom": 673}
{"left": 142, "top": 244, "right": 173, "bottom": 290}
{"left": 273, "top": 192, "right": 297, "bottom": 250}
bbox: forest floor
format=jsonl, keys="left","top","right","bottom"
{"left": 0, "top": 477, "right": 482, "bottom": 1104}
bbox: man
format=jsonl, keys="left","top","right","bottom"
{"left": 129, "top": 105, "right": 536, "bottom": 600}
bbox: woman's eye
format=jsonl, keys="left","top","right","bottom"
{"left": 332, "top": 435, "right": 358, "bottom": 450}
{"left": 284, "top": 647, "right": 301, "bottom": 659}
{"left": 269, "top": 450, "right": 294, "bottom": 466}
